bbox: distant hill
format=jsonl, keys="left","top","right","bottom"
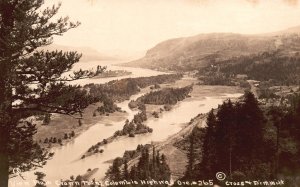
{"left": 265, "top": 25, "right": 300, "bottom": 36}
{"left": 124, "top": 26, "right": 300, "bottom": 71}
{"left": 40, "top": 44, "right": 117, "bottom": 62}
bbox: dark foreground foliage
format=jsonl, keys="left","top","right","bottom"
{"left": 106, "top": 145, "right": 171, "bottom": 187}
{"left": 178, "top": 92, "right": 300, "bottom": 186}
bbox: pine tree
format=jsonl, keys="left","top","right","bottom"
{"left": 235, "top": 92, "right": 265, "bottom": 169}
{"left": 152, "top": 146, "right": 156, "bottom": 178}
{"left": 0, "top": 1, "right": 104, "bottom": 186}
{"left": 215, "top": 100, "right": 236, "bottom": 175}
{"left": 137, "top": 149, "right": 150, "bottom": 179}
{"left": 185, "top": 133, "right": 196, "bottom": 179}
{"left": 156, "top": 151, "right": 160, "bottom": 167}
{"left": 123, "top": 160, "right": 129, "bottom": 180}
{"left": 200, "top": 109, "right": 218, "bottom": 178}
{"left": 111, "top": 158, "right": 121, "bottom": 181}
{"left": 159, "top": 154, "right": 171, "bottom": 182}
{"left": 267, "top": 106, "right": 284, "bottom": 177}
{"left": 130, "top": 165, "right": 138, "bottom": 181}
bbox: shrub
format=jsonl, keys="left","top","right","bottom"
{"left": 64, "top": 133, "right": 68, "bottom": 139}
{"left": 129, "top": 133, "right": 135, "bottom": 137}
{"left": 43, "top": 113, "right": 51, "bottom": 125}
{"left": 103, "top": 139, "right": 108, "bottom": 144}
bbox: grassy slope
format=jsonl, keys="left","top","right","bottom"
{"left": 34, "top": 102, "right": 128, "bottom": 148}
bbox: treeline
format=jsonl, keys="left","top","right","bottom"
{"left": 179, "top": 92, "right": 300, "bottom": 186}
{"left": 59, "top": 168, "right": 99, "bottom": 187}
{"left": 106, "top": 145, "right": 171, "bottom": 187}
{"left": 137, "top": 85, "right": 193, "bottom": 105}
{"left": 114, "top": 107, "right": 153, "bottom": 138}
{"left": 197, "top": 67, "right": 251, "bottom": 89}
{"left": 84, "top": 74, "right": 183, "bottom": 102}
{"left": 129, "top": 85, "right": 193, "bottom": 109}
{"left": 106, "top": 144, "right": 151, "bottom": 179}
{"left": 39, "top": 130, "right": 76, "bottom": 147}
{"left": 86, "top": 74, "right": 182, "bottom": 116}
{"left": 92, "top": 69, "right": 132, "bottom": 78}
{"left": 84, "top": 105, "right": 152, "bottom": 158}
{"left": 93, "top": 96, "right": 122, "bottom": 117}
{"left": 82, "top": 138, "right": 107, "bottom": 159}
{"left": 199, "top": 51, "right": 300, "bottom": 86}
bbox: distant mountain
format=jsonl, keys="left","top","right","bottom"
{"left": 265, "top": 25, "right": 300, "bottom": 36}
{"left": 40, "top": 44, "right": 117, "bottom": 62}
{"left": 124, "top": 26, "right": 300, "bottom": 71}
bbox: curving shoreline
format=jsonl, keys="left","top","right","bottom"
{"left": 11, "top": 65, "right": 244, "bottom": 185}
{"left": 80, "top": 85, "right": 243, "bottom": 182}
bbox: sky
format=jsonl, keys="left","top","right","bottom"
{"left": 45, "top": 0, "right": 300, "bottom": 57}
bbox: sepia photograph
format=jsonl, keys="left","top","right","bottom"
{"left": 1, "top": 0, "right": 300, "bottom": 186}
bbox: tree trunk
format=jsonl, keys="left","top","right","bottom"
{"left": 0, "top": 2, "right": 14, "bottom": 186}
{"left": 0, "top": 153, "right": 9, "bottom": 187}
{"left": 0, "top": 66, "right": 11, "bottom": 187}
{"left": 0, "top": 75, "right": 10, "bottom": 187}
{"left": 0, "top": 50, "right": 12, "bottom": 187}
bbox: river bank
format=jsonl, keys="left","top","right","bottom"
{"left": 71, "top": 81, "right": 244, "bottom": 182}
{"left": 34, "top": 102, "right": 128, "bottom": 149}
{"left": 81, "top": 83, "right": 194, "bottom": 159}
{"left": 87, "top": 84, "right": 244, "bottom": 182}
{"left": 34, "top": 73, "right": 183, "bottom": 150}
{"left": 91, "top": 69, "right": 132, "bottom": 79}
{"left": 159, "top": 83, "right": 243, "bottom": 180}
{"left": 10, "top": 61, "right": 244, "bottom": 186}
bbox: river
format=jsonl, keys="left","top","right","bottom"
{"left": 9, "top": 60, "right": 242, "bottom": 187}
{"left": 68, "top": 60, "right": 166, "bottom": 86}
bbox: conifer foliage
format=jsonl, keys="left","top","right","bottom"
{"left": 183, "top": 92, "right": 270, "bottom": 183}
{"left": 106, "top": 146, "right": 171, "bottom": 187}
{"left": 0, "top": 1, "right": 103, "bottom": 186}
{"left": 182, "top": 91, "right": 300, "bottom": 185}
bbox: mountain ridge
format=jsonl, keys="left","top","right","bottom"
{"left": 123, "top": 25, "right": 300, "bottom": 71}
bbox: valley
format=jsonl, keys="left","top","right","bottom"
{"left": 8, "top": 26, "right": 300, "bottom": 187}
{"left": 4, "top": 1, "right": 300, "bottom": 187}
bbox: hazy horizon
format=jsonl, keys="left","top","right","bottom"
{"left": 45, "top": 0, "right": 300, "bottom": 58}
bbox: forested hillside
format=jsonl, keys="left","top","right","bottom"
{"left": 199, "top": 50, "right": 300, "bottom": 86}
{"left": 124, "top": 33, "right": 277, "bottom": 71}
{"left": 124, "top": 26, "right": 300, "bottom": 71}
{"left": 176, "top": 92, "right": 300, "bottom": 186}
